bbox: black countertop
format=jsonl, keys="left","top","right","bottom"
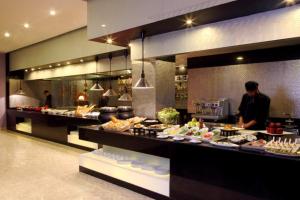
{"left": 80, "top": 125, "right": 300, "bottom": 162}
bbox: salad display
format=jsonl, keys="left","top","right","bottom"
{"left": 157, "top": 108, "right": 179, "bottom": 125}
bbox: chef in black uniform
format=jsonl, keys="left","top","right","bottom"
{"left": 238, "top": 81, "right": 270, "bottom": 130}
{"left": 44, "top": 90, "right": 52, "bottom": 108}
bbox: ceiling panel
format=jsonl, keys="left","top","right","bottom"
{"left": 0, "top": 0, "right": 87, "bottom": 53}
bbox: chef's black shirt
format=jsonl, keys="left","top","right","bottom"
{"left": 238, "top": 93, "right": 270, "bottom": 130}
{"left": 45, "top": 94, "right": 52, "bottom": 108}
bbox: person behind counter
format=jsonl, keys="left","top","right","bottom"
{"left": 238, "top": 81, "right": 270, "bottom": 130}
{"left": 43, "top": 90, "right": 52, "bottom": 108}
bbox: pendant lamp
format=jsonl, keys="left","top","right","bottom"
{"left": 90, "top": 56, "right": 104, "bottom": 91}
{"left": 133, "top": 31, "right": 153, "bottom": 89}
{"left": 118, "top": 86, "right": 132, "bottom": 101}
{"left": 16, "top": 80, "right": 25, "bottom": 95}
{"left": 103, "top": 53, "right": 117, "bottom": 97}
{"left": 119, "top": 49, "right": 132, "bottom": 101}
{"left": 78, "top": 78, "right": 89, "bottom": 101}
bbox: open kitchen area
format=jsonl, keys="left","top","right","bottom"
{"left": 1, "top": 0, "right": 300, "bottom": 200}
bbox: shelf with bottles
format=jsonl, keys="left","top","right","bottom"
{"left": 117, "top": 77, "right": 132, "bottom": 86}
{"left": 175, "top": 82, "right": 187, "bottom": 91}
{"left": 175, "top": 93, "right": 188, "bottom": 100}
{"left": 175, "top": 75, "right": 188, "bottom": 82}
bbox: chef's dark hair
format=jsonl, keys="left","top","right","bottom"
{"left": 245, "top": 81, "right": 259, "bottom": 91}
{"left": 44, "top": 90, "right": 49, "bottom": 94}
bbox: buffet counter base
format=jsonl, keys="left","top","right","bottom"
{"left": 79, "top": 146, "right": 170, "bottom": 198}
{"left": 79, "top": 126, "right": 299, "bottom": 200}
{"left": 7, "top": 109, "right": 99, "bottom": 150}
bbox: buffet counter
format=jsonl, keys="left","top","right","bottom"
{"left": 79, "top": 125, "right": 299, "bottom": 200}
{"left": 7, "top": 109, "right": 100, "bottom": 150}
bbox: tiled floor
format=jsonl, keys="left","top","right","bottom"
{"left": 0, "top": 130, "right": 152, "bottom": 200}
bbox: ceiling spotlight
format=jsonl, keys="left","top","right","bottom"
{"left": 101, "top": 24, "right": 106, "bottom": 28}
{"left": 38, "top": 67, "right": 41, "bottom": 70}
{"left": 66, "top": 61, "right": 71, "bottom": 65}
{"left": 4, "top": 32, "right": 10, "bottom": 38}
{"left": 49, "top": 9, "right": 56, "bottom": 16}
{"left": 186, "top": 19, "right": 193, "bottom": 26}
{"left": 25, "top": 69, "right": 28, "bottom": 72}
{"left": 23, "top": 23, "right": 30, "bottom": 29}
{"left": 128, "top": 43, "right": 132, "bottom": 47}
{"left": 49, "top": 65, "right": 52, "bottom": 68}
{"left": 107, "top": 38, "right": 113, "bottom": 44}
{"left": 80, "top": 59, "right": 84, "bottom": 63}
{"left": 236, "top": 56, "right": 244, "bottom": 61}
{"left": 57, "top": 63, "right": 61, "bottom": 66}
{"left": 31, "top": 68, "right": 35, "bottom": 71}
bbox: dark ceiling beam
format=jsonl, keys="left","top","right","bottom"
{"left": 91, "top": 0, "right": 300, "bottom": 46}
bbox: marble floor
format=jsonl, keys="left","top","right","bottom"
{"left": 0, "top": 130, "right": 152, "bottom": 200}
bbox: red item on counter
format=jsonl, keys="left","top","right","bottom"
{"left": 267, "top": 122, "right": 283, "bottom": 134}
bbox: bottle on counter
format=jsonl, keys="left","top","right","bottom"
{"left": 199, "top": 118, "right": 204, "bottom": 129}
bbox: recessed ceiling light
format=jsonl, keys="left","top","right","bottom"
{"left": 31, "top": 68, "right": 35, "bottom": 71}
{"left": 107, "top": 38, "right": 113, "bottom": 44}
{"left": 128, "top": 43, "right": 132, "bottom": 47}
{"left": 23, "top": 23, "right": 30, "bottom": 29}
{"left": 49, "top": 65, "right": 52, "bottom": 68}
{"left": 101, "top": 24, "right": 106, "bottom": 28}
{"left": 25, "top": 69, "right": 28, "bottom": 72}
{"left": 4, "top": 32, "right": 10, "bottom": 38}
{"left": 236, "top": 56, "right": 244, "bottom": 61}
{"left": 66, "top": 61, "right": 71, "bottom": 65}
{"left": 285, "top": 0, "right": 295, "bottom": 4}
{"left": 80, "top": 59, "right": 84, "bottom": 63}
{"left": 186, "top": 19, "right": 193, "bottom": 25}
{"left": 49, "top": 9, "right": 56, "bottom": 16}
{"left": 38, "top": 67, "right": 41, "bottom": 70}
{"left": 57, "top": 63, "right": 61, "bottom": 66}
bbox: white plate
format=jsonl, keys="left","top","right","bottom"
{"left": 154, "top": 167, "right": 170, "bottom": 175}
{"left": 144, "top": 120, "right": 158, "bottom": 123}
{"left": 189, "top": 139, "right": 202, "bottom": 144}
{"left": 131, "top": 160, "right": 143, "bottom": 168}
{"left": 157, "top": 135, "right": 169, "bottom": 139}
{"left": 210, "top": 141, "right": 239, "bottom": 148}
{"left": 173, "top": 137, "right": 185, "bottom": 141}
{"left": 141, "top": 164, "right": 156, "bottom": 171}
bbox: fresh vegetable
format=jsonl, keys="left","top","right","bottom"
{"left": 157, "top": 107, "right": 179, "bottom": 125}
{"left": 187, "top": 118, "right": 200, "bottom": 127}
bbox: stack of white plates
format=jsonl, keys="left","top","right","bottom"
{"left": 131, "top": 160, "right": 143, "bottom": 168}
{"left": 154, "top": 166, "right": 170, "bottom": 175}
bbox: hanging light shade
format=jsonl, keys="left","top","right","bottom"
{"left": 118, "top": 87, "right": 132, "bottom": 101}
{"left": 90, "top": 81, "right": 104, "bottom": 91}
{"left": 119, "top": 49, "right": 132, "bottom": 101}
{"left": 103, "top": 53, "right": 117, "bottom": 97}
{"left": 16, "top": 80, "right": 25, "bottom": 95}
{"left": 133, "top": 31, "right": 153, "bottom": 89}
{"left": 103, "top": 88, "right": 117, "bottom": 97}
{"left": 90, "top": 56, "right": 104, "bottom": 91}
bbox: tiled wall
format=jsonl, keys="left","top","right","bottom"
{"left": 0, "top": 54, "right": 6, "bottom": 128}
{"left": 188, "top": 59, "right": 300, "bottom": 118}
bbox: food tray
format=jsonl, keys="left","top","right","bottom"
{"left": 132, "top": 127, "right": 157, "bottom": 136}
{"left": 241, "top": 142, "right": 265, "bottom": 152}
{"left": 220, "top": 129, "right": 239, "bottom": 137}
